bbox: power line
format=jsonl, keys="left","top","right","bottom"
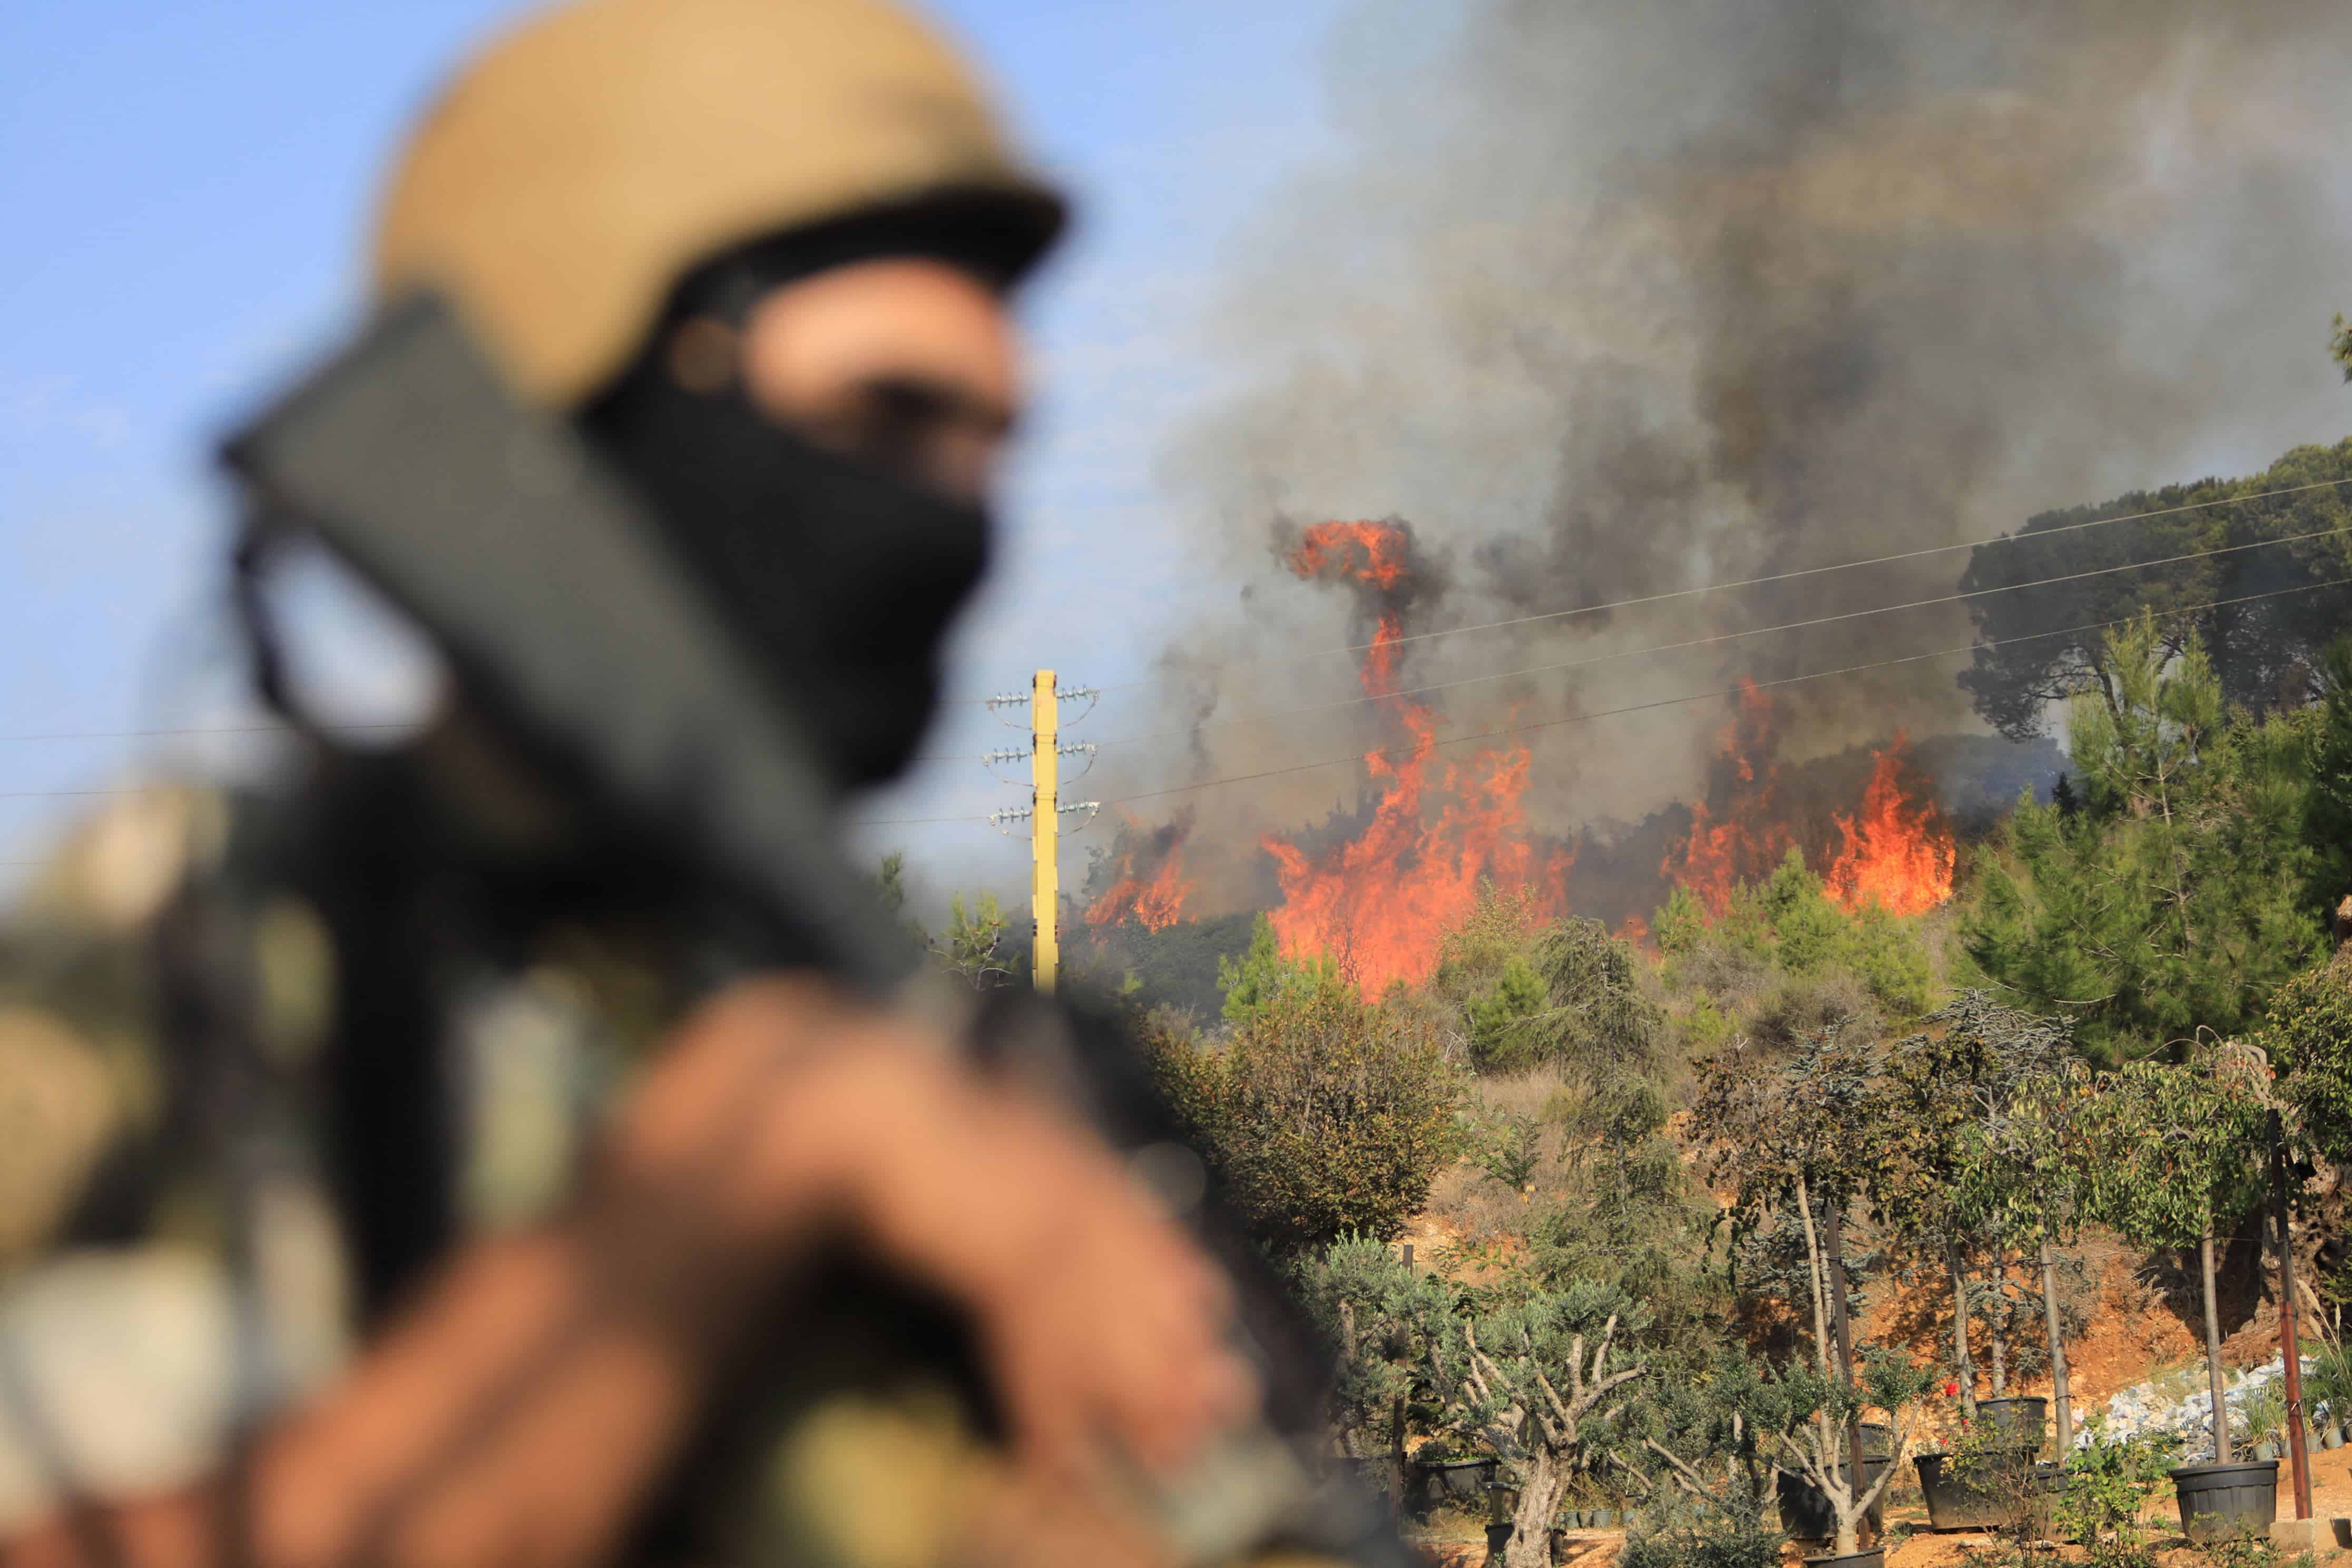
{"left": 1088, "top": 474, "right": 2352, "bottom": 692}
{"left": 1084, "top": 518, "right": 2352, "bottom": 751}
{"left": 1095, "top": 575, "right": 2352, "bottom": 808}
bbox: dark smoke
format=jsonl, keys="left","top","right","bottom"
{"left": 1102, "top": 0, "right": 2352, "bottom": 914}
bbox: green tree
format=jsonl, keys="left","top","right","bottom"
{"left": 1424, "top": 1280, "right": 1649, "bottom": 1568}
{"left": 1690, "top": 1028, "right": 1876, "bottom": 1393}
{"left": 1963, "top": 615, "right": 2322, "bottom": 1059}
{"left": 933, "top": 890, "right": 1019, "bottom": 989}
{"left": 2301, "top": 638, "right": 2352, "bottom": 921}
{"left": 1737, "top": 1354, "right": 1939, "bottom": 1559}
{"left": 2266, "top": 954, "right": 2352, "bottom": 1167}
{"left": 2333, "top": 312, "right": 2352, "bottom": 384}
{"left": 2077, "top": 1047, "right": 2273, "bottom": 1462}
{"left": 1957, "top": 437, "right": 2352, "bottom": 737}
{"left": 1289, "top": 1237, "right": 1453, "bottom": 1465}
{"left": 1151, "top": 949, "right": 1460, "bottom": 1253}
{"left": 1218, "top": 912, "right": 1346, "bottom": 1025}
{"left": 1466, "top": 954, "right": 1551, "bottom": 1074}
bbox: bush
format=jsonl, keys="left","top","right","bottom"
{"left": 1149, "top": 948, "right": 1462, "bottom": 1253}
{"left": 1619, "top": 1489, "right": 1784, "bottom": 1568}
{"left": 2056, "top": 1419, "right": 2181, "bottom": 1568}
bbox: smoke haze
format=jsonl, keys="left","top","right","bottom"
{"left": 1093, "top": 0, "right": 2352, "bottom": 914}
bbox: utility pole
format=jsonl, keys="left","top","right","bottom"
{"left": 1031, "top": 668, "right": 1059, "bottom": 993}
{"left": 984, "top": 673, "right": 1096, "bottom": 993}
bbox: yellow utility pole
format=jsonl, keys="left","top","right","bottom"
{"left": 1031, "top": 668, "right": 1059, "bottom": 992}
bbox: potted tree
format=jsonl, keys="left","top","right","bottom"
{"left": 1422, "top": 1281, "right": 1649, "bottom": 1568}
{"left": 1742, "top": 1355, "right": 1939, "bottom": 1568}
{"left": 2079, "top": 1045, "right": 2275, "bottom": 1540}
{"left": 1874, "top": 994, "right": 2084, "bottom": 1445}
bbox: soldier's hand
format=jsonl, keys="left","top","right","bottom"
{"left": 631, "top": 978, "right": 1260, "bottom": 1487}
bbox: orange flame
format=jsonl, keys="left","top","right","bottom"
{"left": 1661, "top": 679, "right": 1792, "bottom": 917}
{"left": 1086, "top": 817, "right": 1198, "bottom": 932}
{"left": 1822, "top": 735, "right": 1955, "bottom": 917}
{"left": 1262, "top": 520, "right": 1570, "bottom": 996}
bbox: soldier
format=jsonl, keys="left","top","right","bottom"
{"left": 0, "top": 2, "right": 1277, "bottom": 1565}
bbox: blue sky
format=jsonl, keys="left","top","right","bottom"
{"left": 0, "top": 0, "right": 1349, "bottom": 886}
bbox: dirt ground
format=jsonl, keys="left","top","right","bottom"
{"left": 1409, "top": 1438, "right": 2352, "bottom": 1568}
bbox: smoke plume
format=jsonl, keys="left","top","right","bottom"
{"left": 1096, "top": 0, "right": 2352, "bottom": 919}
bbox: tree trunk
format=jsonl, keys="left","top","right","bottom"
{"left": 1795, "top": 1173, "right": 1834, "bottom": 1380}
{"left": 1504, "top": 1447, "right": 1566, "bottom": 1568}
{"left": 1989, "top": 1249, "right": 2008, "bottom": 1396}
{"left": 1793, "top": 1172, "right": 1838, "bottom": 1466}
{"left": 1388, "top": 1395, "right": 1406, "bottom": 1521}
{"left": 2040, "top": 1237, "right": 2073, "bottom": 1454}
{"left": 1949, "top": 1241, "right": 1977, "bottom": 1416}
{"left": 1824, "top": 1196, "right": 1865, "bottom": 1533}
{"left": 2202, "top": 1214, "right": 2231, "bottom": 1464}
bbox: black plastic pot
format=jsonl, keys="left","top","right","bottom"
{"left": 1777, "top": 1459, "right": 1893, "bottom": 1542}
{"left": 1420, "top": 1457, "right": 1498, "bottom": 1502}
{"left": 1915, "top": 1448, "right": 2036, "bottom": 1530}
{"left": 1973, "top": 1398, "right": 2048, "bottom": 1450}
{"left": 2170, "top": 1459, "right": 2278, "bottom": 1545}
{"left": 1485, "top": 1522, "right": 1515, "bottom": 1561}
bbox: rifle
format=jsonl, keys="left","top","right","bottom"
{"left": 221, "top": 294, "right": 1414, "bottom": 1568}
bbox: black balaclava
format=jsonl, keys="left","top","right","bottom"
{"left": 578, "top": 199, "right": 1041, "bottom": 791}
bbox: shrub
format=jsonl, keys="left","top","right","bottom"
{"left": 1150, "top": 950, "right": 1462, "bottom": 1253}
{"left": 1619, "top": 1488, "right": 1784, "bottom": 1568}
{"left": 2056, "top": 1419, "right": 2181, "bottom": 1568}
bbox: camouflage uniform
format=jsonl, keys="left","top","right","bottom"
{"left": 0, "top": 780, "right": 1022, "bottom": 1568}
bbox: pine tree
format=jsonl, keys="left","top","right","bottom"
{"left": 1963, "top": 613, "right": 2321, "bottom": 1059}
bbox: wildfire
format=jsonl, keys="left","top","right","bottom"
{"left": 1261, "top": 519, "right": 1570, "bottom": 996}
{"left": 1085, "top": 816, "right": 1197, "bottom": 933}
{"left": 1661, "top": 679, "right": 1794, "bottom": 918}
{"left": 1822, "top": 736, "right": 1955, "bottom": 917}
{"left": 1662, "top": 686, "right": 1956, "bottom": 921}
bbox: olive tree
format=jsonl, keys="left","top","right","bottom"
{"left": 1425, "top": 1281, "right": 1649, "bottom": 1568}
{"left": 1739, "top": 1356, "right": 1941, "bottom": 1559}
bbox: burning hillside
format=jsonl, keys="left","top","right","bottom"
{"left": 1080, "top": 520, "right": 1967, "bottom": 993}
{"left": 1061, "top": 0, "right": 2341, "bottom": 993}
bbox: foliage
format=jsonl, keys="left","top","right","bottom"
{"left": 1618, "top": 1486, "right": 1784, "bottom": 1568}
{"left": 1289, "top": 1236, "right": 1454, "bottom": 1452}
{"left": 1669, "top": 850, "right": 1934, "bottom": 1019}
{"left": 871, "top": 849, "right": 928, "bottom": 950}
{"left": 1691, "top": 1026, "right": 1876, "bottom": 1253}
{"left": 1871, "top": 993, "right": 2080, "bottom": 1257}
{"left": 2270, "top": 953, "right": 2352, "bottom": 1165}
{"left": 1475, "top": 1111, "right": 1544, "bottom": 1194}
{"left": 1150, "top": 947, "right": 1461, "bottom": 1253}
{"left": 1737, "top": 1353, "right": 1939, "bottom": 1556}
{"left": 1072, "top": 908, "right": 1260, "bottom": 1018}
{"left": 1963, "top": 615, "right": 2324, "bottom": 1060}
{"left": 2301, "top": 637, "right": 2352, "bottom": 924}
{"left": 2079, "top": 1046, "right": 2273, "bottom": 1252}
{"left": 2238, "top": 1380, "right": 2288, "bottom": 1454}
{"left": 1467, "top": 955, "right": 1552, "bottom": 1074}
{"left": 1425, "top": 1278, "right": 1651, "bottom": 1568}
{"left": 1958, "top": 436, "right": 2352, "bottom": 739}
{"left": 1220, "top": 912, "right": 1340, "bottom": 1024}
{"left": 2334, "top": 312, "right": 2352, "bottom": 384}
{"left": 2054, "top": 1418, "right": 2180, "bottom": 1568}
{"left": 934, "top": 890, "right": 1021, "bottom": 989}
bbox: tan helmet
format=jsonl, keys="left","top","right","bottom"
{"left": 371, "top": 0, "right": 1064, "bottom": 407}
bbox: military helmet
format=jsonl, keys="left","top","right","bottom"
{"left": 371, "top": 0, "right": 1065, "bottom": 407}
